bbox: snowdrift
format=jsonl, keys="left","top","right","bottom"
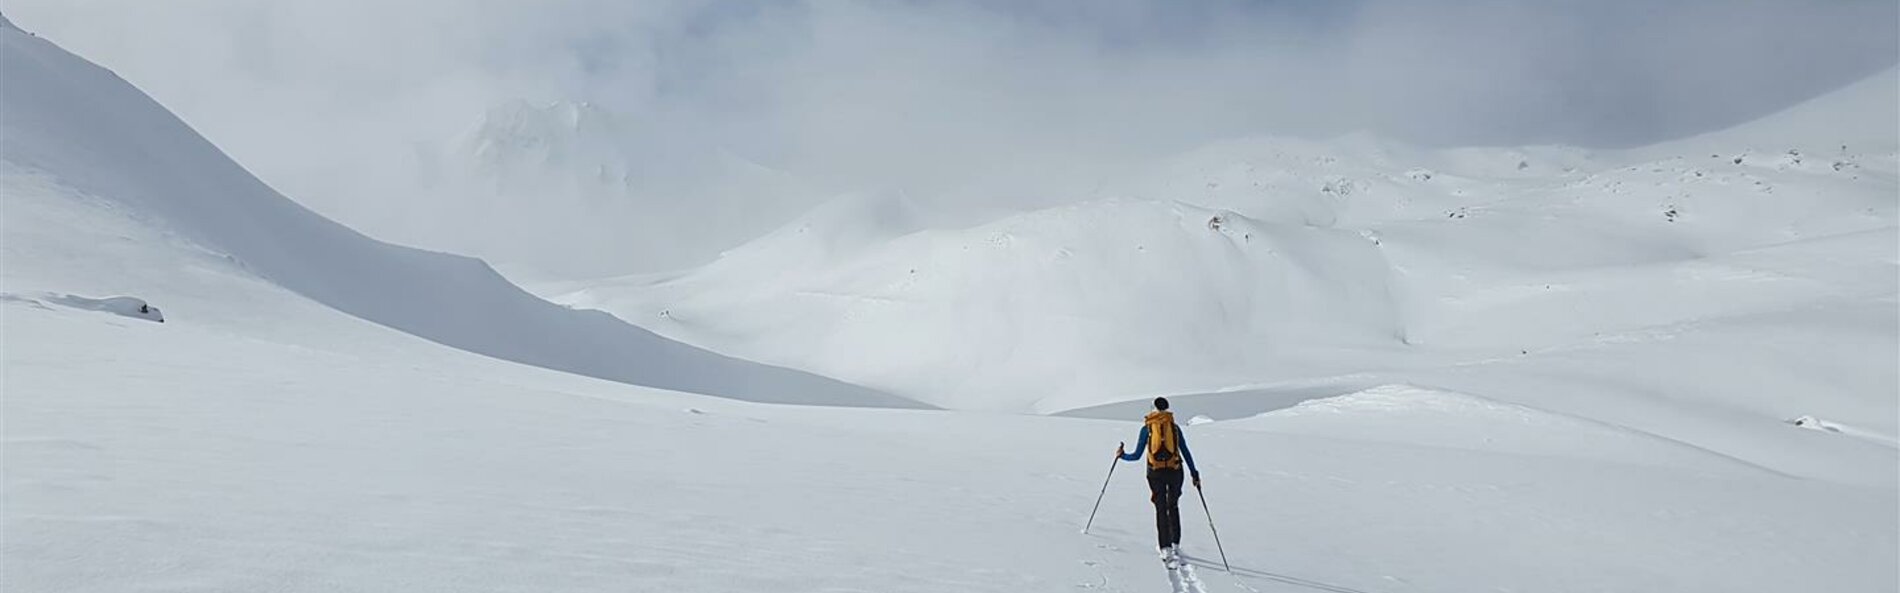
{"left": 41, "top": 294, "right": 166, "bottom": 323}
{"left": 0, "top": 16, "right": 911, "bottom": 409}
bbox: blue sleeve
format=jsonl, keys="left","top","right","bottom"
{"left": 1178, "top": 425, "right": 1200, "bottom": 477}
{"left": 1119, "top": 426, "right": 1150, "bottom": 462}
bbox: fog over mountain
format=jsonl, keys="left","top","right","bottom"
{"left": 9, "top": 1, "right": 1895, "bottom": 275}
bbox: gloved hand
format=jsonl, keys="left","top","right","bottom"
{"left": 1115, "top": 442, "right": 1126, "bottom": 457}
{"left": 1192, "top": 474, "right": 1202, "bottom": 489}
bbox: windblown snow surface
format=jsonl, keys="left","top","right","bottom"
{"left": 5, "top": 14, "right": 1896, "bottom": 593}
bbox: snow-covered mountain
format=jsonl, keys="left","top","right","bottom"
{"left": 565, "top": 196, "right": 1407, "bottom": 412}
{"left": 4, "top": 13, "right": 1894, "bottom": 593}
{"left": 0, "top": 15, "right": 903, "bottom": 409}
{"left": 402, "top": 99, "right": 825, "bottom": 277}
{"left": 554, "top": 69, "right": 1899, "bottom": 485}
{"left": 451, "top": 99, "right": 645, "bottom": 197}
{"left": 1631, "top": 66, "right": 1899, "bottom": 161}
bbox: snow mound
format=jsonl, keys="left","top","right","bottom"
{"left": 703, "top": 191, "right": 930, "bottom": 280}
{"left": 569, "top": 198, "right": 1404, "bottom": 412}
{"left": 1223, "top": 385, "right": 1770, "bottom": 471}
{"left": 1792, "top": 415, "right": 1847, "bottom": 433}
{"left": 1789, "top": 415, "right": 1900, "bottom": 448}
{"left": 0, "top": 18, "right": 911, "bottom": 408}
{"left": 42, "top": 294, "right": 165, "bottom": 323}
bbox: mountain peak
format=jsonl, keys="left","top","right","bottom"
{"left": 449, "top": 99, "right": 641, "bottom": 193}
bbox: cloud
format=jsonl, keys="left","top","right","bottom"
{"left": 6, "top": 0, "right": 1895, "bottom": 274}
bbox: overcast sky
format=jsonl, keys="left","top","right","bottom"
{"left": 5, "top": 0, "right": 1895, "bottom": 272}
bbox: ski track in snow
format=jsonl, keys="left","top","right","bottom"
{"left": 1171, "top": 562, "right": 1211, "bottom": 593}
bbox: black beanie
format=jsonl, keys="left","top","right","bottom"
{"left": 1154, "top": 397, "right": 1170, "bottom": 410}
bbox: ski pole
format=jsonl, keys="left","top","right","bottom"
{"left": 1194, "top": 484, "right": 1232, "bottom": 573}
{"left": 1082, "top": 442, "right": 1123, "bottom": 534}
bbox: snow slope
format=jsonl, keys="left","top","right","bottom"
{"left": 556, "top": 68, "right": 1898, "bottom": 485}
{"left": 1631, "top": 66, "right": 1899, "bottom": 162}
{"left": 563, "top": 196, "right": 1405, "bottom": 412}
{"left": 13, "top": 275, "right": 1894, "bottom": 593}
{"left": 4, "top": 14, "right": 1896, "bottom": 593}
{"left": 7, "top": 169, "right": 1894, "bottom": 591}
{"left": 0, "top": 16, "right": 908, "bottom": 410}
{"left": 1213, "top": 384, "right": 1783, "bottom": 471}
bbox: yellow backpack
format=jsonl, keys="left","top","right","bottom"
{"left": 1144, "top": 411, "right": 1182, "bottom": 470}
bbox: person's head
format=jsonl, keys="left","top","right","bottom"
{"left": 1154, "top": 397, "right": 1170, "bottom": 411}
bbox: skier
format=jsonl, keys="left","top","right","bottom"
{"left": 1116, "top": 396, "right": 1200, "bottom": 568}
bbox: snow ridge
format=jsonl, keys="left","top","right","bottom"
{"left": 0, "top": 18, "right": 913, "bottom": 409}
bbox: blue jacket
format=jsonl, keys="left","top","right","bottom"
{"left": 1120, "top": 423, "right": 1199, "bottom": 478}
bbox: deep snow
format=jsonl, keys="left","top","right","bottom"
{"left": 4, "top": 11, "right": 1896, "bottom": 593}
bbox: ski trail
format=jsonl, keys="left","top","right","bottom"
{"left": 1178, "top": 562, "right": 1212, "bottom": 593}
{"left": 1078, "top": 540, "right": 1128, "bottom": 592}
{"left": 1079, "top": 558, "right": 1119, "bottom": 592}
{"left": 1167, "top": 565, "right": 1189, "bottom": 593}
{"left": 1183, "top": 553, "right": 1373, "bottom": 593}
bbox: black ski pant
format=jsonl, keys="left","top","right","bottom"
{"left": 1147, "top": 466, "right": 1185, "bottom": 550}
